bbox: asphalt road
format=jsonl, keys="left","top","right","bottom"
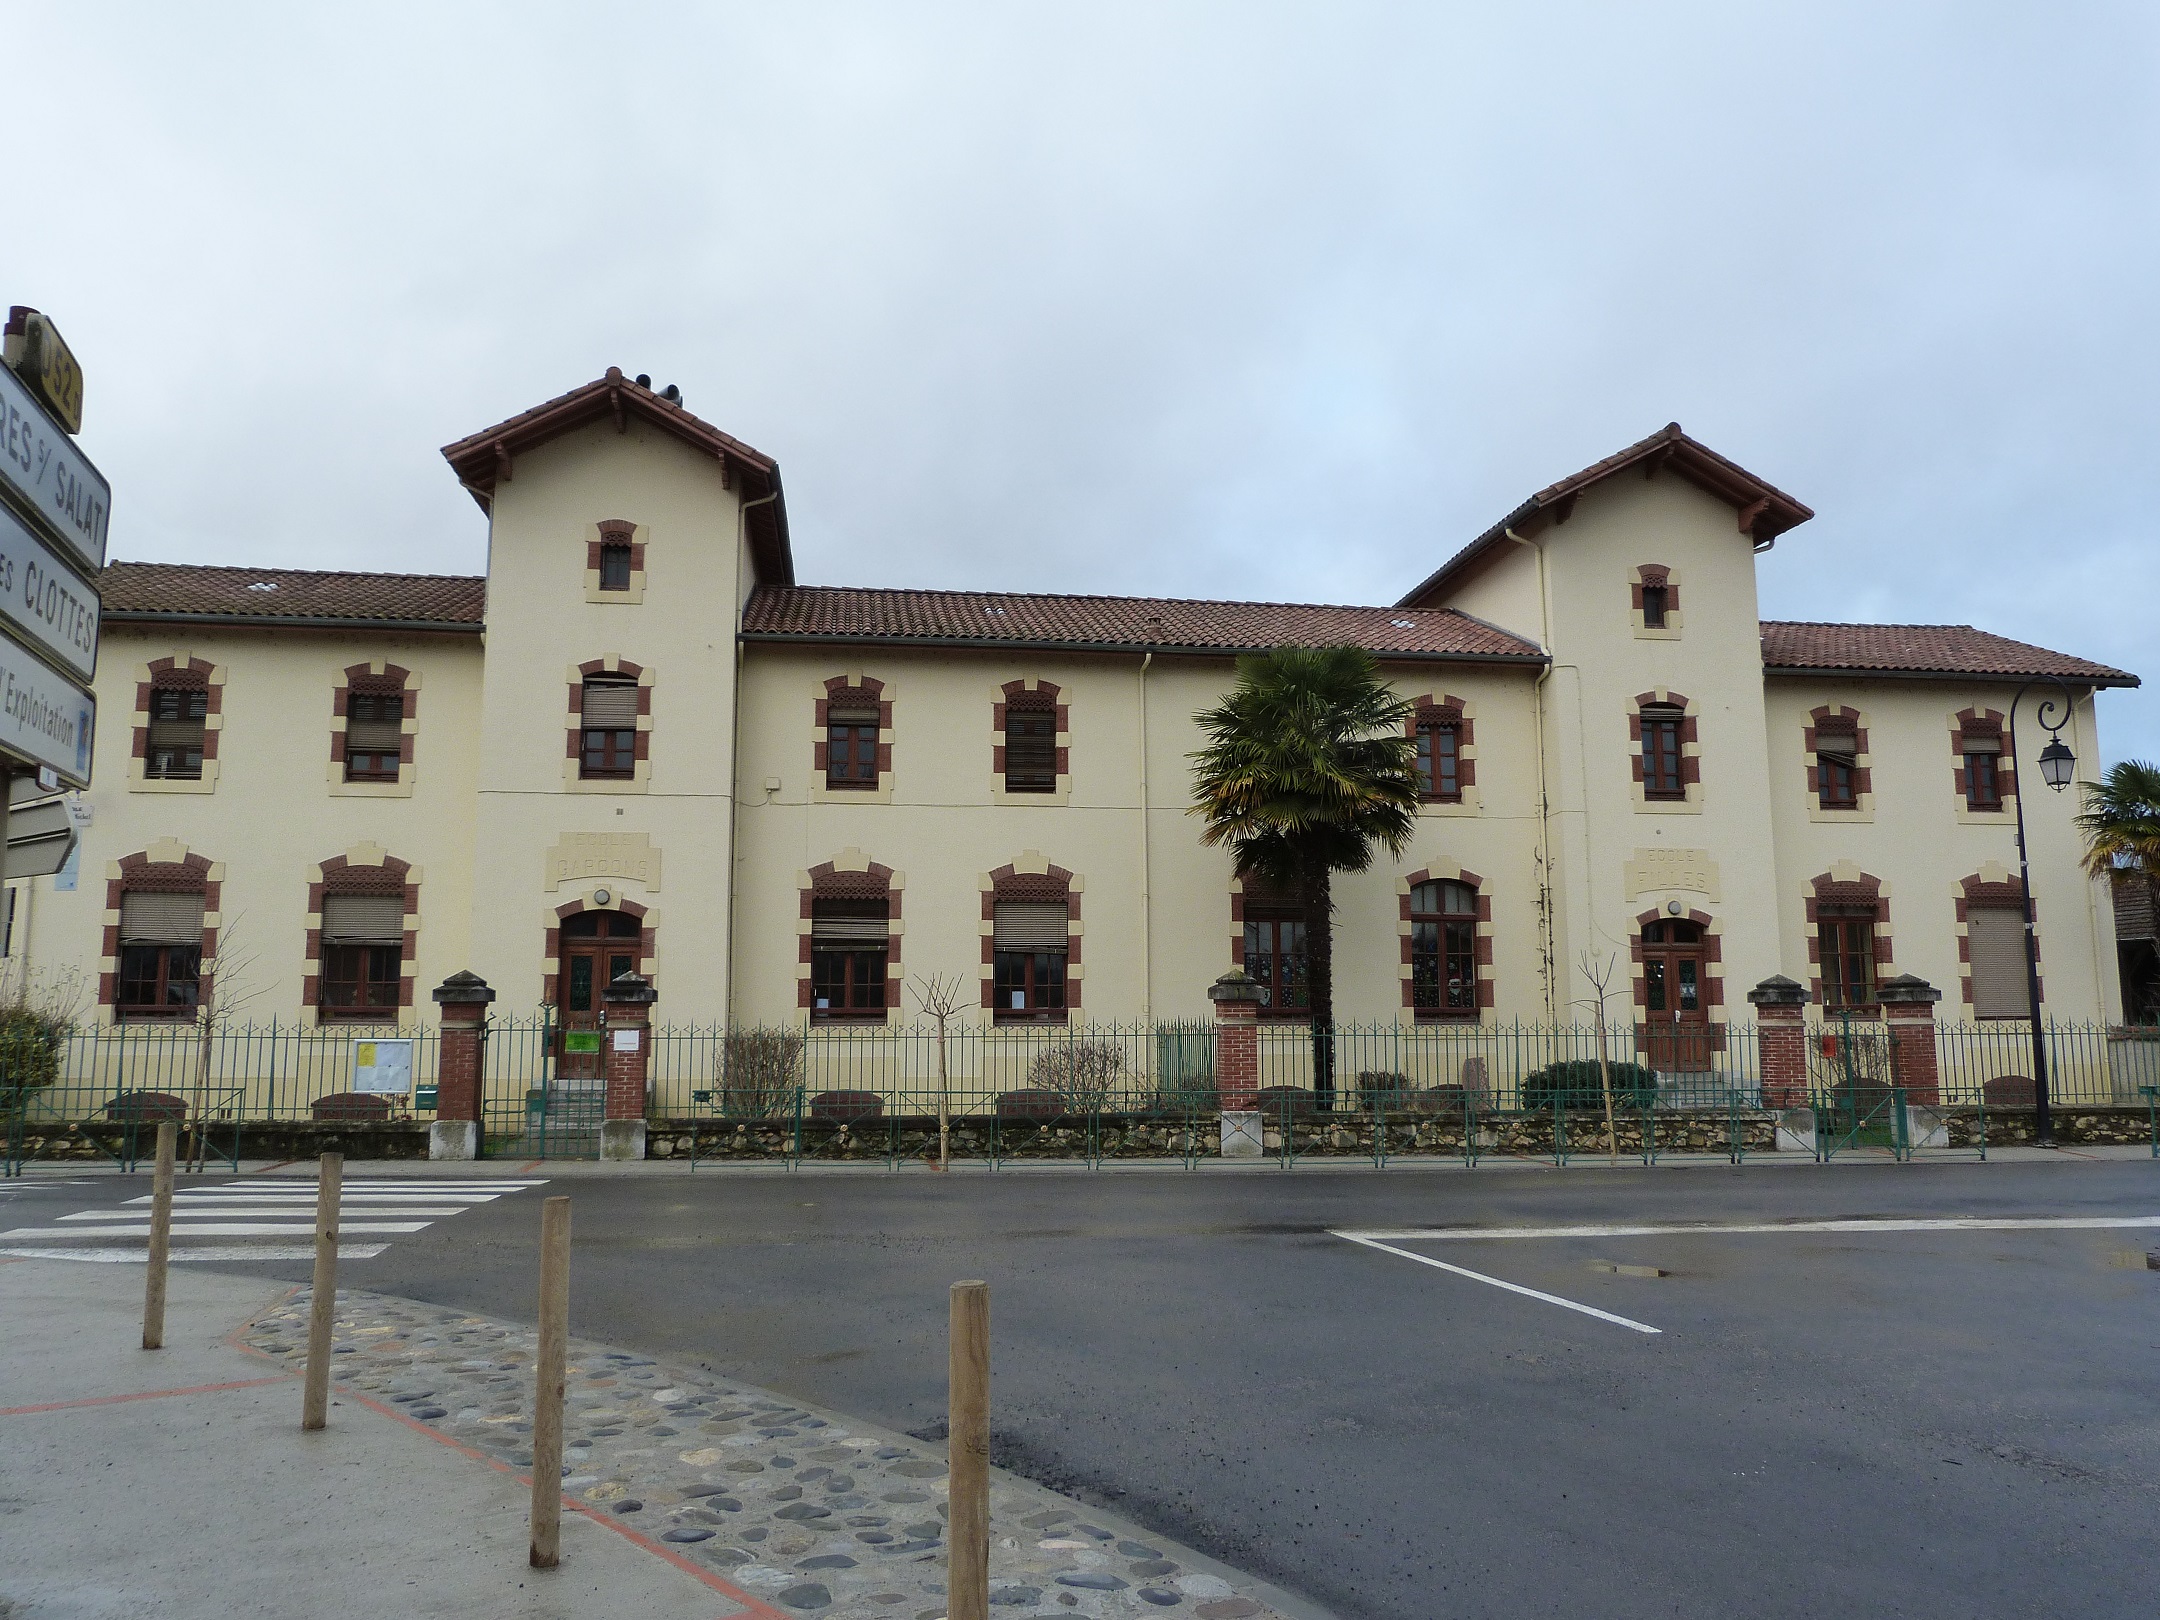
{"left": 17, "top": 1159, "right": 2160, "bottom": 1619}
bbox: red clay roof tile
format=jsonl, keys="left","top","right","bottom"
{"left": 100, "top": 562, "right": 484, "bottom": 628}
{"left": 1761, "top": 621, "right": 2136, "bottom": 686}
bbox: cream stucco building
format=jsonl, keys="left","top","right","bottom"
{"left": 20, "top": 370, "right": 2140, "bottom": 1070}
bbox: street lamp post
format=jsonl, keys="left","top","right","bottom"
{"left": 2005, "top": 675, "right": 2080, "bottom": 1145}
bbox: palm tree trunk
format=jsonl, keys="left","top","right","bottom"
{"left": 1303, "top": 870, "right": 1336, "bottom": 1106}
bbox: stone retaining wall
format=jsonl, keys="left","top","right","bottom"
{"left": 1940, "top": 1107, "right": 2155, "bottom": 1148}
{"left": 8, "top": 1118, "right": 431, "bottom": 1162}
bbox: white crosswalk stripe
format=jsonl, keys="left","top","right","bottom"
{"left": 0, "top": 1176, "right": 548, "bottom": 1262}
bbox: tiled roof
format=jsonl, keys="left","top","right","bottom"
{"left": 740, "top": 585, "right": 1547, "bottom": 660}
{"left": 1761, "top": 622, "right": 2138, "bottom": 687}
{"left": 99, "top": 562, "right": 485, "bottom": 629}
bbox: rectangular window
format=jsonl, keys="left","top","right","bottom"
{"left": 581, "top": 678, "right": 640, "bottom": 780}
{"left": 1243, "top": 914, "right": 1310, "bottom": 1017}
{"left": 319, "top": 893, "right": 405, "bottom": 1016}
{"left": 826, "top": 707, "right": 880, "bottom": 788}
{"left": 1966, "top": 904, "right": 2033, "bottom": 1019}
{"left": 116, "top": 890, "right": 205, "bottom": 1016}
{"left": 993, "top": 901, "right": 1068, "bottom": 1015}
{"left": 1818, "top": 907, "right": 1877, "bottom": 1010}
{"left": 598, "top": 540, "right": 633, "bottom": 592}
{"left": 145, "top": 687, "right": 208, "bottom": 780}
{"left": 1641, "top": 708, "right": 1685, "bottom": 798}
{"left": 1416, "top": 723, "right": 1460, "bottom": 800}
{"left": 1641, "top": 584, "right": 1669, "bottom": 627}
{"left": 1964, "top": 737, "right": 2002, "bottom": 809}
{"left": 344, "top": 691, "right": 404, "bottom": 782}
{"left": 1816, "top": 730, "right": 1857, "bottom": 809}
{"left": 1003, "top": 708, "right": 1056, "bottom": 792}
{"left": 810, "top": 898, "right": 889, "bottom": 1018}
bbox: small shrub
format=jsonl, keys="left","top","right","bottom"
{"left": 1355, "top": 1070, "right": 1415, "bottom": 1104}
{"left": 1025, "top": 1041, "right": 1129, "bottom": 1110}
{"left": 719, "top": 1028, "right": 805, "bottom": 1119}
{"left": 1520, "top": 1059, "right": 1659, "bottom": 1112}
{"left": 0, "top": 962, "right": 83, "bottom": 1100}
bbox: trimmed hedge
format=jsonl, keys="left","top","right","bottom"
{"left": 1521, "top": 1059, "right": 1660, "bottom": 1112}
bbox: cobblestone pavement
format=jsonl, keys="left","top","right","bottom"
{"left": 244, "top": 1290, "right": 1311, "bottom": 1620}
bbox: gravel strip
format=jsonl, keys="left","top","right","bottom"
{"left": 246, "top": 1290, "right": 1303, "bottom": 1620}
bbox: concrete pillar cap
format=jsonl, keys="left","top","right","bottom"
{"left": 1746, "top": 974, "right": 1809, "bottom": 1009}
{"left": 1877, "top": 973, "right": 1942, "bottom": 1007}
{"left": 604, "top": 969, "right": 659, "bottom": 1008}
{"left": 1208, "top": 969, "right": 1267, "bottom": 1006}
{"left": 432, "top": 969, "right": 496, "bottom": 1007}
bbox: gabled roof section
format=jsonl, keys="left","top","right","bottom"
{"left": 101, "top": 562, "right": 485, "bottom": 632}
{"left": 741, "top": 585, "right": 1546, "bottom": 663}
{"left": 441, "top": 367, "right": 793, "bottom": 585}
{"left": 1397, "top": 422, "right": 1814, "bottom": 609}
{"left": 1761, "top": 622, "right": 2138, "bottom": 687}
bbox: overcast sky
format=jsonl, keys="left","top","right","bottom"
{"left": 12, "top": 2, "right": 2156, "bottom": 762}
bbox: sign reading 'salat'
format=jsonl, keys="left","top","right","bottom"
{"left": 0, "top": 358, "right": 108, "bottom": 573}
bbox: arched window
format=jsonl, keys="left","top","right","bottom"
{"left": 1410, "top": 880, "right": 1478, "bottom": 1018}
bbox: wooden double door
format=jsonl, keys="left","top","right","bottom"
{"left": 1638, "top": 919, "right": 1711, "bottom": 1072}
{"left": 558, "top": 910, "right": 642, "bottom": 1082}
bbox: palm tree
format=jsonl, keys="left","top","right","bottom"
{"left": 2077, "top": 761, "right": 2160, "bottom": 1023}
{"left": 1189, "top": 645, "right": 1420, "bottom": 1103}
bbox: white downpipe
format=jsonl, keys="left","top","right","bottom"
{"left": 1138, "top": 650, "right": 1154, "bottom": 1032}
{"left": 1504, "top": 527, "right": 1560, "bottom": 1020}
{"left": 725, "top": 489, "right": 783, "bottom": 1030}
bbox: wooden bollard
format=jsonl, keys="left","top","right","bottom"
{"left": 948, "top": 1280, "right": 991, "bottom": 1620}
{"left": 141, "top": 1121, "right": 178, "bottom": 1350}
{"left": 301, "top": 1152, "right": 343, "bottom": 1431}
{"left": 530, "top": 1195, "right": 572, "bottom": 1569}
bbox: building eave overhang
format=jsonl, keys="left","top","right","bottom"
{"left": 104, "top": 610, "right": 484, "bottom": 636}
{"left": 1763, "top": 664, "right": 2140, "bottom": 690}
{"left": 1396, "top": 423, "right": 1814, "bottom": 610}
{"left": 738, "top": 629, "right": 1550, "bottom": 666}
{"left": 440, "top": 367, "right": 794, "bottom": 586}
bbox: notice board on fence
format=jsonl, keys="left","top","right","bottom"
{"left": 352, "top": 1038, "right": 416, "bottom": 1095}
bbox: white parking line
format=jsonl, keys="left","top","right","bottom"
{"left": 1334, "top": 1216, "right": 2160, "bottom": 1242}
{"left": 1337, "top": 1233, "right": 1661, "bottom": 1335}
{"left": 0, "top": 1222, "right": 433, "bottom": 1238}
{"left": 0, "top": 1244, "right": 390, "bottom": 1263}
{"left": 64, "top": 1206, "right": 471, "bottom": 1219}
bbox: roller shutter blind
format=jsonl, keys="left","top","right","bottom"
{"left": 321, "top": 894, "right": 406, "bottom": 945}
{"left": 993, "top": 902, "right": 1069, "bottom": 950}
{"left": 120, "top": 891, "right": 204, "bottom": 945}
{"left": 1967, "top": 906, "right": 2032, "bottom": 1019}
{"left": 581, "top": 680, "right": 640, "bottom": 727}
{"left": 344, "top": 697, "right": 403, "bottom": 751}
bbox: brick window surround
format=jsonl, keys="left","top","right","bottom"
{"left": 981, "top": 859, "right": 1080, "bottom": 1019}
{"left": 1951, "top": 709, "right": 2014, "bottom": 812}
{"left": 583, "top": 518, "right": 648, "bottom": 604}
{"left": 1407, "top": 696, "right": 1476, "bottom": 804}
{"left": 1400, "top": 865, "right": 1493, "bottom": 1019}
{"left": 1956, "top": 871, "right": 2042, "bottom": 1015}
{"left": 101, "top": 847, "right": 220, "bottom": 1019}
{"left": 1805, "top": 705, "right": 1871, "bottom": 812}
{"left": 1630, "top": 690, "right": 1699, "bottom": 801}
{"left": 542, "top": 898, "right": 652, "bottom": 1007}
{"left": 815, "top": 676, "right": 891, "bottom": 791}
{"left": 303, "top": 851, "right": 418, "bottom": 1020}
{"left": 131, "top": 656, "right": 223, "bottom": 793}
{"left": 565, "top": 658, "right": 651, "bottom": 790}
{"left": 993, "top": 680, "right": 1069, "bottom": 798}
{"left": 1631, "top": 564, "right": 1681, "bottom": 632}
{"left": 1804, "top": 872, "right": 1894, "bottom": 1011}
{"left": 330, "top": 662, "right": 416, "bottom": 795}
{"left": 798, "top": 857, "right": 901, "bottom": 1020}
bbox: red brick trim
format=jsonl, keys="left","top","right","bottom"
{"left": 101, "top": 851, "right": 219, "bottom": 1017}
{"left": 992, "top": 680, "right": 1069, "bottom": 785}
{"left": 1803, "top": 872, "right": 1892, "bottom": 1011}
{"left": 1628, "top": 905, "right": 1728, "bottom": 1051}
{"left": 815, "top": 676, "right": 890, "bottom": 788}
{"left": 1630, "top": 564, "right": 1679, "bottom": 618}
{"left": 331, "top": 662, "right": 414, "bottom": 782}
{"left": 134, "top": 656, "right": 221, "bottom": 770}
{"left": 1630, "top": 690, "right": 1698, "bottom": 797}
{"left": 1400, "top": 867, "right": 1493, "bottom": 1019}
{"left": 587, "top": 518, "right": 646, "bottom": 586}
{"left": 1951, "top": 708, "right": 2014, "bottom": 810}
{"left": 302, "top": 853, "right": 418, "bottom": 1018}
{"left": 567, "top": 658, "right": 650, "bottom": 771}
{"left": 799, "top": 859, "right": 900, "bottom": 1017}
{"left": 982, "top": 861, "right": 1078, "bottom": 1017}
{"left": 1406, "top": 694, "right": 1475, "bottom": 801}
{"left": 1804, "top": 704, "right": 1870, "bottom": 808}
{"left": 1954, "top": 872, "right": 2042, "bottom": 1014}
{"left": 541, "top": 897, "right": 652, "bottom": 1008}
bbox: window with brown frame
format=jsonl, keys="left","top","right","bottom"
{"left": 1415, "top": 722, "right": 1461, "bottom": 802}
{"left": 1003, "top": 703, "right": 1056, "bottom": 792}
{"left": 1640, "top": 705, "right": 1685, "bottom": 798}
{"left": 826, "top": 705, "right": 880, "bottom": 789}
{"left": 1964, "top": 735, "right": 2003, "bottom": 810}
{"left": 146, "top": 686, "right": 208, "bottom": 780}
{"left": 1243, "top": 902, "right": 1310, "bottom": 1019}
{"left": 1816, "top": 724, "right": 1858, "bottom": 809}
{"left": 116, "top": 890, "right": 204, "bottom": 1017}
{"left": 580, "top": 677, "right": 639, "bottom": 780}
{"left": 1817, "top": 904, "right": 1878, "bottom": 1010}
{"left": 318, "top": 892, "right": 405, "bottom": 1017}
{"left": 344, "top": 691, "right": 404, "bottom": 782}
{"left": 1410, "top": 880, "right": 1478, "bottom": 1018}
{"left": 810, "top": 897, "right": 890, "bottom": 1018}
{"left": 598, "top": 539, "right": 633, "bottom": 592}
{"left": 992, "top": 900, "right": 1068, "bottom": 1016}
{"left": 1640, "top": 583, "right": 1670, "bottom": 628}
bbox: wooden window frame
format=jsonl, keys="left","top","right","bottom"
{"left": 1640, "top": 706, "right": 1686, "bottom": 799}
{"left": 1804, "top": 873, "right": 1892, "bottom": 1013}
{"left": 1242, "top": 908, "right": 1311, "bottom": 1020}
{"left": 145, "top": 684, "right": 208, "bottom": 781}
{"left": 798, "top": 858, "right": 901, "bottom": 1020}
{"left": 982, "top": 861, "right": 1079, "bottom": 1022}
{"left": 809, "top": 896, "right": 891, "bottom": 1021}
{"left": 814, "top": 678, "right": 891, "bottom": 797}
{"left": 1001, "top": 696, "right": 1058, "bottom": 794}
{"left": 1409, "top": 880, "right": 1480, "bottom": 1020}
{"left": 102, "top": 849, "right": 220, "bottom": 1022}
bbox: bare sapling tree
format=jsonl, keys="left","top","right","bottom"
{"left": 910, "top": 973, "right": 968, "bottom": 1171}
{"left": 188, "top": 912, "right": 264, "bottom": 1172}
{"left": 1572, "top": 949, "right": 1624, "bottom": 1164}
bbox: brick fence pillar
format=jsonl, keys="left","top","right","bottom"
{"left": 600, "top": 969, "right": 658, "bottom": 1161}
{"left": 429, "top": 970, "right": 495, "bottom": 1161}
{"left": 1210, "top": 969, "right": 1265, "bottom": 1159}
{"left": 1879, "top": 973, "right": 1943, "bottom": 1107}
{"left": 1747, "top": 974, "right": 1810, "bottom": 1111}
